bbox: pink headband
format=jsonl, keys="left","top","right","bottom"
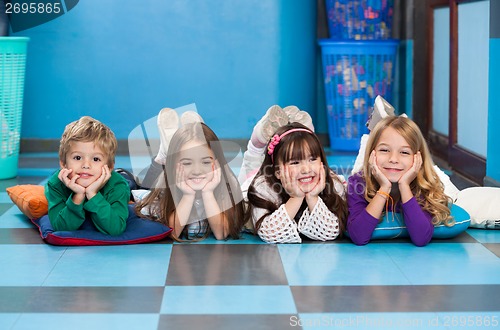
{"left": 267, "top": 128, "right": 312, "bottom": 162}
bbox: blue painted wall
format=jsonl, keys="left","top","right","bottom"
{"left": 13, "top": 0, "right": 317, "bottom": 140}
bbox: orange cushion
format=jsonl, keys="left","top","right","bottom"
{"left": 6, "top": 185, "right": 48, "bottom": 219}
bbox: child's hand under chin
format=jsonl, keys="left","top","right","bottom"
{"left": 58, "top": 167, "right": 86, "bottom": 195}
{"left": 85, "top": 165, "right": 112, "bottom": 198}
{"left": 305, "top": 162, "right": 326, "bottom": 201}
{"left": 279, "top": 164, "right": 306, "bottom": 199}
{"left": 202, "top": 161, "right": 221, "bottom": 193}
{"left": 398, "top": 151, "right": 422, "bottom": 186}
{"left": 369, "top": 150, "right": 391, "bottom": 189}
{"left": 176, "top": 163, "right": 196, "bottom": 195}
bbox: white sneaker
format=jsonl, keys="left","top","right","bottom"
{"left": 180, "top": 111, "right": 204, "bottom": 126}
{"left": 283, "top": 105, "right": 300, "bottom": 118}
{"left": 283, "top": 105, "right": 314, "bottom": 131}
{"left": 367, "top": 95, "right": 396, "bottom": 131}
{"left": 155, "top": 108, "right": 179, "bottom": 163}
{"left": 254, "top": 105, "right": 289, "bottom": 143}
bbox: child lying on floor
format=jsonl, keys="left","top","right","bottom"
{"left": 351, "top": 96, "right": 499, "bottom": 231}
{"left": 242, "top": 106, "right": 348, "bottom": 243}
{"left": 45, "top": 116, "right": 130, "bottom": 236}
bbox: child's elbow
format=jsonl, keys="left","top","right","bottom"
{"left": 106, "top": 223, "right": 127, "bottom": 236}
{"left": 410, "top": 229, "right": 433, "bottom": 247}
{"left": 52, "top": 222, "right": 80, "bottom": 232}
{"left": 350, "top": 237, "right": 371, "bottom": 246}
{"left": 412, "top": 238, "right": 431, "bottom": 247}
{"left": 347, "top": 231, "right": 371, "bottom": 246}
{"left": 107, "top": 228, "right": 126, "bottom": 236}
{"left": 213, "top": 232, "right": 228, "bottom": 241}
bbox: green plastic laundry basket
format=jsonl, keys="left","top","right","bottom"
{"left": 0, "top": 37, "right": 29, "bottom": 179}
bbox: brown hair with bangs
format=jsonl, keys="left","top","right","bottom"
{"left": 246, "top": 122, "right": 348, "bottom": 233}
{"left": 278, "top": 131, "right": 322, "bottom": 166}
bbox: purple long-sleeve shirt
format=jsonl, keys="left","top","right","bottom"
{"left": 347, "top": 173, "right": 434, "bottom": 246}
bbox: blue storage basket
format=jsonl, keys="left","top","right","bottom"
{"left": 0, "top": 37, "right": 29, "bottom": 179}
{"left": 319, "top": 39, "right": 398, "bottom": 151}
{"left": 325, "top": 0, "right": 394, "bottom": 40}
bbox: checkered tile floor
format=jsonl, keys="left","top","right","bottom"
{"left": 1, "top": 152, "right": 500, "bottom": 330}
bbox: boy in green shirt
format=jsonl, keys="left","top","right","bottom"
{"left": 45, "top": 116, "right": 129, "bottom": 236}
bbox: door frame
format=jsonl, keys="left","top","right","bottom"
{"left": 424, "top": 0, "right": 486, "bottom": 184}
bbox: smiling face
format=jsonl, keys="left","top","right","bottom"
{"left": 374, "top": 126, "right": 415, "bottom": 183}
{"left": 61, "top": 141, "right": 109, "bottom": 188}
{"left": 177, "top": 140, "right": 215, "bottom": 191}
{"left": 277, "top": 144, "right": 322, "bottom": 193}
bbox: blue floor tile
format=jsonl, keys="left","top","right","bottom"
{"left": 467, "top": 228, "right": 500, "bottom": 243}
{"left": 0, "top": 245, "right": 67, "bottom": 286}
{"left": 11, "top": 313, "right": 160, "bottom": 330}
{"left": 386, "top": 243, "right": 500, "bottom": 285}
{"left": 0, "top": 192, "right": 11, "bottom": 203}
{"left": 0, "top": 207, "right": 35, "bottom": 229}
{"left": 17, "top": 169, "right": 58, "bottom": 177}
{"left": 279, "top": 244, "right": 411, "bottom": 286}
{"left": 0, "top": 313, "right": 20, "bottom": 330}
{"left": 161, "top": 285, "right": 297, "bottom": 314}
{"left": 326, "top": 154, "right": 357, "bottom": 177}
{"left": 297, "top": 312, "right": 446, "bottom": 330}
{"left": 42, "top": 245, "right": 172, "bottom": 287}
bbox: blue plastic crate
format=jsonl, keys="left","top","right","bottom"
{"left": 325, "top": 0, "right": 394, "bottom": 40}
{"left": 319, "top": 39, "right": 398, "bottom": 151}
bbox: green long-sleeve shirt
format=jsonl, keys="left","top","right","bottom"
{"left": 45, "top": 170, "right": 130, "bottom": 236}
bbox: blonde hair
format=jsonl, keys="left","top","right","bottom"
{"left": 362, "top": 116, "right": 453, "bottom": 226}
{"left": 59, "top": 116, "right": 117, "bottom": 168}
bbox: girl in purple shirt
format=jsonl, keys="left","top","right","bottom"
{"left": 346, "top": 116, "right": 454, "bottom": 246}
